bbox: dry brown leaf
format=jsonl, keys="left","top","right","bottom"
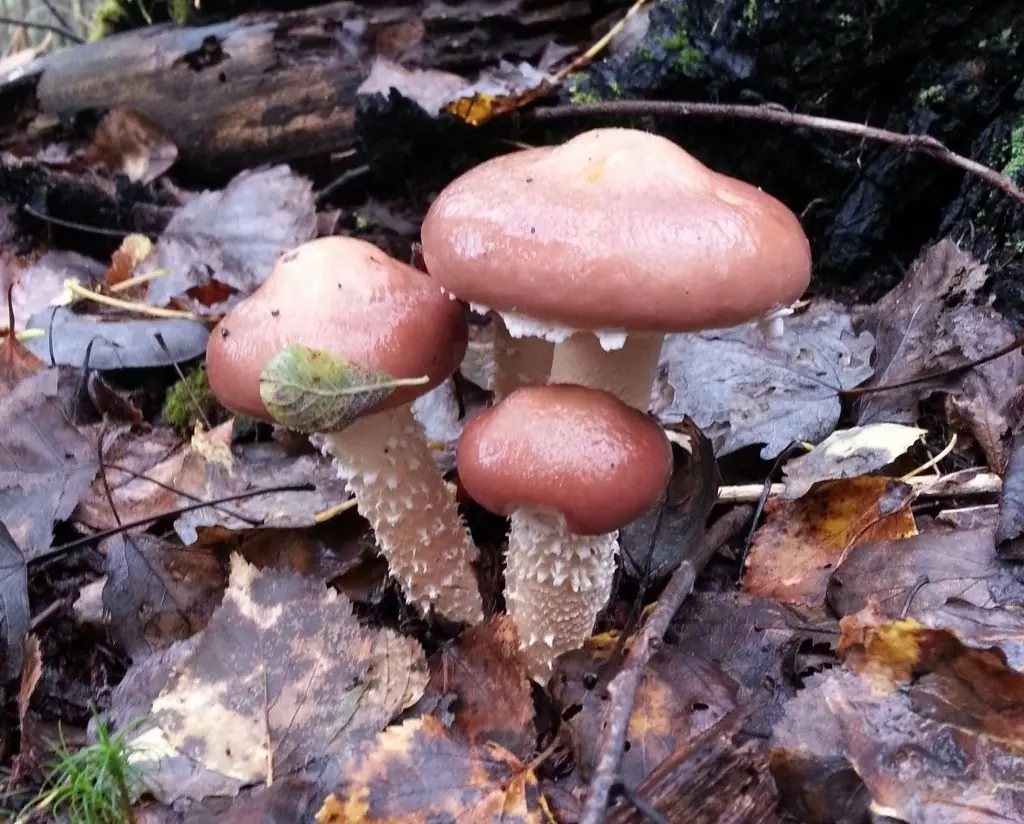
{"left": 826, "top": 526, "right": 1024, "bottom": 619}
{"left": 104, "top": 234, "right": 154, "bottom": 288}
{"left": 318, "top": 715, "right": 554, "bottom": 824}
{"left": 744, "top": 477, "right": 917, "bottom": 607}
{"left": 553, "top": 635, "right": 738, "bottom": 788}
{"left": 147, "top": 555, "right": 426, "bottom": 791}
{"left": 84, "top": 107, "right": 178, "bottom": 184}
{"left": 423, "top": 616, "right": 535, "bottom": 760}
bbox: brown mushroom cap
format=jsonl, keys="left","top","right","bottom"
{"left": 421, "top": 127, "right": 812, "bottom": 333}
{"left": 206, "top": 236, "right": 467, "bottom": 423}
{"left": 456, "top": 384, "right": 672, "bottom": 535}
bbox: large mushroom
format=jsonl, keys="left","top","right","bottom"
{"left": 205, "top": 236, "right": 483, "bottom": 625}
{"left": 457, "top": 383, "right": 673, "bottom": 678}
{"left": 421, "top": 127, "right": 813, "bottom": 409}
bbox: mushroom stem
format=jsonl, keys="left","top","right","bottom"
{"left": 491, "top": 314, "right": 555, "bottom": 397}
{"left": 504, "top": 508, "right": 618, "bottom": 680}
{"left": 321, "top": 403, "right": 484, "bottom": 625}
{"left": 548, "top": 332, "right": 664, "bottom": 411}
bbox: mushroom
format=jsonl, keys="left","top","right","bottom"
{"left": 205, "top": 236, "right": 483, "bottom": 625}
{"left": 421, "top": 127, "right": 813, "bottom": 410}
{"left": 456, "top": 383, "right": 673, "bottom": 678}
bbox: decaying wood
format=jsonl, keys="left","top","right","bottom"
{"left": 608, "top": 708, "right": 780, "bottom": 824}
{"left": 4, "top": 0, "right": 619, "bottom": 171}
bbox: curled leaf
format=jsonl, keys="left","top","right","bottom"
{"left": 259, "top": 344, "right": 426, "bottom": 432}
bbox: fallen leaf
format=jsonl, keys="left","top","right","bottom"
{"left": 916, "top": 599, "right": 1024, "bottom": 670}
{"left": 0, "top": 369, "right": 99, "bottom": 559}
{"left": 423, "top": 616, "right": 535, "bottom": 760}
{"left": 781, "top": 423, "right": 925, "bottom": 499}
{"left": 744, "top": 477, "right": 917, "bottom": 607}
{"left": 145, "top": 166, "right": 317, "bottom": 314}
{"left": 825, "top": 614, "right": 1024, "bottom": 820}
{"left": 9, "top": 634, "right": 43, "bottom": 783}
{"left": 654, "top": 299, "right": 875, "bottom": 459}
{"left": 319, "top": 715, "right": 553, "bottom": 824}
{"left": 2, "top": 250, "right": 105, "bottom": 333}
{"left": 104, "top": 234, "right": 154, "bottom": 288}
{"left": 0, "top": 328, "right": 43, "bottom": 388}
{"left": 0, "top": 521, "right": 29, "bottom": 682}
{"left": 553, "top": 636, "right": 738, "bottom": 788}
{"left": 147, "top": 555, "right": 427, "bottom": 791}
{"left": 619, "top": 417, "right": 720, "bottom": 582}
{"left": 84, "top": 107, "right": 178, "bottom": 184}
{"left": 21, "top": 306, "right": 210, "bottom": 370}
{"left": 102, "top": 533, "right": 224, "bottom": 660}
{"left": 996, "top": 429, "right": 1024, "bottom": 560}
{"left": 856, "top": 238, "right": 1024, "bottom": 470}
{"left": 826, "top": 526, "right": 1024, "bottom": 619}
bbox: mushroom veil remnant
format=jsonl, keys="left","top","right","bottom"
{"left": 421, "top": 127, "right": 813, "bottom": 410}
{"left": 205, "top": 235, "right": 483, "bottom": 625}
{"left": 457, "top": 384, "right": 673, "bottom": 678}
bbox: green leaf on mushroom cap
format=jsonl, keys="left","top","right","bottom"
{"left": 259, "top": 344, "right": 428, "bottom": 432}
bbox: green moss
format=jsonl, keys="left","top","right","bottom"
{"left": 169, "top": 0, "right": 192, "bottom": 25}
{"left": 607, "top": 80, "right": 622, "bottom": 98}
{"left": 567, "top": 74, "right": 601, "bottom": 104}
{"left": 659, "top": 28, "right": 705, "bottom": 73}
{"left": 162, "top": 366, "right": 215, "bottom": 433}
{"left": 837, "top": 12, "right": 855, "bottom": 27}
{"left": 88, "top": 0, "right": 128, "bottom": 40}
{"left": 1004, "top": 123, "right": 1024, "bottom": 180}
{"left": 916, "top": 85, "right": 945, "bottom": 107}
{"left": 742, "top": 0, "right": 758, "bottom": 26}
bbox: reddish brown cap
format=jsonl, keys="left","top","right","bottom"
{"left": 456, "top": 384, "right": 672, "bottom": 535}
{"left": 421, "top": 127, "right": 812, "bottom": 332}
{"left": 206, "top": 236, "right": 467, "bottom": 425}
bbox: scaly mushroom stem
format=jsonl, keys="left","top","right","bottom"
{"left": 504, "top": 509, "right": 618, "bottom": 680}
{"left": 491, "top": 313, "right": 555, "bottom": 397}
{"left": 548, "top": 332, "right": 664, "bottom": 411}
{"left": 321, "top": 404, "right": 483, "bottom": 625}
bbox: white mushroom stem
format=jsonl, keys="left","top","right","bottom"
{"left": 490, "top": 313, "right": 555, "bottom": 398}
{"left": 504, "top": 508, "right": 618, "bottom": 680}
{"left": 319, "top": 403, "right": 483, "bottom": 625}
{"left": 548, "top": 332, "right": 665, "bottom": 411}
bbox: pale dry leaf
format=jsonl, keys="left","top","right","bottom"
{"left": 781, "top": 423, "right": 926, "bottom": 499}
{"left": 149, "top": 555, "right": 427, "bottom": 791}
{"left": 146, "top": 166, "right": 317, "bottom": 314}
{"left": 654, "top": 299, "right": 875, "bottom": 459}
{"left": 2, "top": 250, "right": 105, "bottom": 332}
{"left": 0, "top": 369, "right": 99, "bottom": 559}
{"left": 84, "top": 107, "right": 178, "bottom": 184}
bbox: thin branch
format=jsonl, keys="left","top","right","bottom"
{"left": 37, "top": 0, "right": 75, "bottom": 38}
{"left": 579, "top": 505, "right": 754, "bottom": 824}
{"left": 530, "top": 100, "right": 1024, "bottom": 205}
{"left": 0, "top": 14, "right": 82, "bottom": 42}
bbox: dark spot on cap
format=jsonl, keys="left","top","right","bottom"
{"left": 270, "top": 309, "right": 280, "bottom": 317}
{"left": 220, "top": 327, "right": 230, "bottom": 339}
{"left": 280, "top": 250, "right": 299, "bottom": 264}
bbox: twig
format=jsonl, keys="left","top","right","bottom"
{"left": 36, "top": 0, "right": 77, "bottom": 40}
{"left": 0, "top": 14, "right": 81, "bottom": 42}
{"left": 716, "top": 470, "right": 1002, "bottom": 504}
{"left": 530, "top": 100, "right": 1024, "bottom": 206}
{"left": 63, "top": 280, "right": 199, "bottom": 321}
{"left": 579, "top": 505, "right": 754, "bottom": 824}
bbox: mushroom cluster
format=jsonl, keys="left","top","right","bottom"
{"left": 421, "top": 127, "right": 813, "bottom": 677}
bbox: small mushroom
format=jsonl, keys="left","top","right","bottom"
{"left": 205, "top": 236, "right": 483, "bottom": 625}
{"left": 421, "top": 127, "right": 812, "bottom": 409}
{"left": 456, "top": 384, "right": 673, "bottom": 678}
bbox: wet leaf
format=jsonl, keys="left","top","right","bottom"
{"left": 102, "top": 533, "right": 224, "bottom": 660}
{"left": 996, "top": 429, "right": 1024, "bottom": 559}
{"left": 553, "top": 638, "right": 738, "bottom": 788}
{"left": 856, "top": 239, "right": 1024, "bottom": 470}
{"left": 422, "top": 616, "right": 535, "bottom": 760}
{"left": 145, "top": 166, "right": 317, "bottom": 314}
{"left": 0, "top": 328, "right": 44, "bottom": 388}
{"left": 84, "top": 107, "right": 178, "bottom": 184}
{"left": 654, "top": 300, "right": 875, "bottom": 459}
{"left": 825, "top": 613, "right": 1024, "bottom": 819}
{"left": 260, "top": 344, "right": 426, "bottom": 433}
{"left": 916, "top": 599, "right": 1024, "bottom": 669}
{"left": 0, "top": 369, "right": 99, "bottom": 559}
{"left": 0, "top": 521, "right": 28, "bottom": 682}
{"left": 22, "top": 306, "right": 210, "bottom": 370}
{"left": 744, "top": 477, "right": 917, "bottom": 607}
{"left": 318, "top": 715, "right": 552, "bottom": 824}
{"left": 146, "top": 555, "right": 427, "bottom": 791}
{"left": 827, "top": 526, "right": 1024, "bottom": 619}
{"left": 619, "top": 417, "right": 720, "bottom": 582}
{"left": 781, "top": 423, "right": 926, "bottom": 499}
